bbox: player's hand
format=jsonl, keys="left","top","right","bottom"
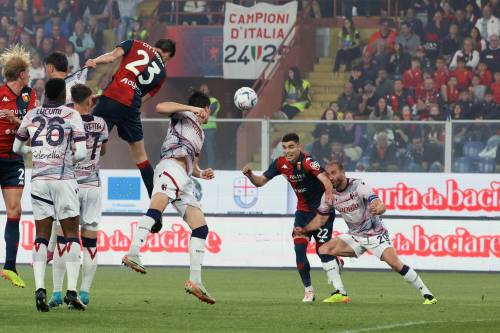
{"left": 200, "top": 168, "right": 215, "bottom": 180}
{"left": 242, "top": 164, "right": 253, "bottom": 177}
{"left": 369, "top": 202, "right": 383, "bottom": 215}
{"left": 85, "top": 59, "right": 97, "bottom": 68}
{"left": 325, "top": 191, "right": 335, "bottom": 205}
{"left": 190, "top": 106, "right": 205, "bottom": 116}
{"left": 0, "top": 110, "right": 20, "bottom": 125}
{"left": 294, "top": 227, "right": 307, "bottom": 237}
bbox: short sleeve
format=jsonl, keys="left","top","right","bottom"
{"left": 317, "top": 193, "right": 334, "bottom": 215}
{"left": 263, "top": 158, "right": 280, "bottom": 180}
{"left": 15, "top": 115, "right": 30, "bottom": 141}
{"left": 117, "top": 39, "right": 134, "bottom": 55}
{"left": 303, "top": 156, "right": 323, "bottom": 176}
{"left": 358, "top": 181, "right": 378, "bottom": 204}
{"left": 71, "top": 112, "right": 86, "bottom": 143}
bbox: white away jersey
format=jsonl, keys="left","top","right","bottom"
{"left": 74, "top": 114, "right": 108, "bottom": 186}
{"left": 317, "top": 178, "right": 387, "bottom": 236}
{"left": 16, "top": 104, "right": 86, "bottom": 180}
{"left": 160, "top": 111, "right": 204, "bottom": 176}
{"left": 39, "top": 68, "right": 88, "bottom": 106}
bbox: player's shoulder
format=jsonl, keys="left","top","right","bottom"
{"left": 301, "top": 153, "right": 321, "bottom": 172}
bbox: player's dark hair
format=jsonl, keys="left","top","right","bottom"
{"left": 155, "top": 39, "right": 176, "bottom": 58}
{"left": 45, "top": 78, "right": 66, "bottom": 103}
{"left": 325, "top": 161, "right": 345, "bottom": 171}
{"left": 188, "top": 90, "right": 210, "bottom": 108}
{"left": 282, "top": 133, "right": 300, "bottom": 143}
{"left": 71, "top": 83, "right": 92, "bottom": 104}
{"left": 45, "top": 51, "right": 68, "bottom": 72}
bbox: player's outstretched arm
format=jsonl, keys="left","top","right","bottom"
{"left": 317, "top": 172, "right": 334, "bottom": 201}
{"left": 242, "top": 164, "right": 269, "bottom": 187}
{"left": 295, "top": 214, "right": 330, "bottom": 236}
{"left": 155, "top": 102, "right": 205, "bottom": 116}
{"left": 369, "top": 198, "right": 386, "bottom": 215}
{"left": 85, "top": 47, "right": 125, "bottom": 68}
{"left": 192, "top": 157, "right": 215, "bottom": 180}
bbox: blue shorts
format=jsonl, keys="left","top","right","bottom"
{"left": 0, "top": 157, "right": 25, "bottom": 188}
{"left": 294, "top": 210, "right": 335, "bottom": 245}
{"left": 92, "top": 95, "right": 143, "bottom": 143}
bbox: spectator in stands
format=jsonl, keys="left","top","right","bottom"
{"left": 33, "top": 26, "right": 44, "bottom": 49}
{"left": 481, "top": 34, "right": 500, "bottom": 73}
{"left": 406, "top": 136, "right": 443, "bottom": 172}
{"left": 469, "top": 27, "right": 487, "bottom": 51}
{"left": 492, "top": 71, "right": 500, "bottom": 103}
{"left": 365, "top": 19, "right": 397, "bottom": 55}
{"left": 440, "top": 23, "right": 462, "bottom": 58}
{"left": 44, "top": 14, "right": 70, "bottom": 39}
{"left": 32, "top": 78, "right": 45, "bottom": 105}
{"left": 80, "top": 0, "right": 112, "bottom": 28}
{"left": 369, "top": 131, "right": 398, "bottom": 172}
{"left": 450, "top": 37, "right": 480, "bottom": 69}
{"left": 375, "top": 68, "right": 394, "bottom": 97}
{"left": 465, "top": 2, "right": 479, "bottom": 25}
{"left": 281, "top": 66, "right": 311, "bottom": 119}
{"left": 449, "top": 103, "right": 465, "bottom": 119}
{"left": 357, "top": 80, "right": 378, "bottom": 119}
{"left": 40, "top": 36, "right": 55, "bottom": 60}
{"left": 313, "top": 108, "right": 336, "bottom": 140}
{"left": 116, "top": 0, "right": 143, "bottom": 40}
{"left": 127, "top": 17, "right": 149, "bottom": 41}
{"left": 397, "top": 21, "right": 421, "bottom": 56}
{"left": 0, "top": 35, "right": 6, "bottom": 53}
{"left": 426, "top": 10, "right": 449, "bottom": 40}
{"left": 481, "top": 89, "right": 500, "bottom": 119}
{"left": 359, "top": 53, "right": 377, "bottom": 82}
{"left": 14, "top": 10, "right": 32, "bottom": 36}
{"left": 51, "top": 24, "right": 68, "bottom": 52}
{"left": 69, "top": 20, "right": 95, "bottom": 64}
{"left": 158, "top": 0, "right": 174, "bottom": 24}
{"left": 337, "top": 81, "right": 361, "bottom": 117}
{"left": 339, "top": 112, "right": 363, "bottom": 163}
{"left": 470, "top": 74, "right": 487, "bottom": 101}
{"left": 330, "top": 140, "right": 350, "bottom": 166}
{"left": 451, "top": 56, "right": 473, "bottom": 89}
{"left": 475, "top": 4, "right": 500, "bottom": 41}
{"left": 65, "top": 42, "right": 80, "bottom": 73}
{"left": 5, "top": 23, "right": 19, "bottom": 45}
{"left": 200, "top": 83, "right": 220, "bottom": 168}
{"left": 388, "top": 42, "right": 411, "bottom": 77}
{"left": 455, "top": 8, "right": 474, "bottom": 38}
{"left": 183, "top": 1, "right": 209, "bottom": 25}
{"left": 19, "top": 31, "right": 36, "bottom": 56}
{"left": 29, "top": 53, "right": 46, "bottom": 84}
{"left": 333, "top": 18, "right": 361, "bottom": 72}
{"left": 88, "top": 15, "right": 104, "bottom": 55}
{"left": 372, "top": 41, "right": 390, "bottom": 71}
{"left": 433, "top": 56, "right": 449, "bottom": 89}
{"left": 369, "top": 97, "right": 394, "bottom": 120}
{"left": 457, "top": 90, "right": 478, "bottom": 119}
{"left": 387, "top": 79, "right": 414, "bottom": 114}
{"left": 415, "top": 45, "right": 433, "bottom": 71}
{"left": 405, "top": 7, "right": 425, "bottom": 40}
{"left": 349, "top": 67, "right": 364, "bottom": 93}
{"left": 477, "top": 61, "right": 493, "bottom": 86}
{"left": 311, "top": 132, "right": 331, "bottom": 166}
{"left": 403, "top": 57, "right": 423, "bottom": 91}
{"left": 415, "top": 77, "right": 441, "bottom": 119}
{"left": 441, "top": 75, "right": 461, "bottom": 105}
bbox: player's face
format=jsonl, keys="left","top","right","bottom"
{"left": 325, "top": 164, "right": 345, "bottom": 189}
{"left": 282, "top": 141, "right": 300, "bottom": 162}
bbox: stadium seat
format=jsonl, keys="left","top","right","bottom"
{"left": 452, "top": 157, "right": 474, "bottom": 173}
{"left": 463, "top": 141, "right": 484, "bottom": 159}
{"left": 478, "top": 158, "right": 496, "bottom": 173}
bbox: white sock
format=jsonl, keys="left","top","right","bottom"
{"left": 32, "top": 241, "right": 48, "bottom": 290}
{"left": 47, "top": 222, "right": 57, "bottom": 253}
{"left": 65, "top": 240, "right": 81, "bottom": 292}
{"left": 80, "top": 246, "right": 97, "bottom": 293}
{"left": 322, "top": 260, "right": 347, "bottom": 295}
{"left": 189, "top": 237, "right": 205, "bottom": 285}
{"left": 402, "top": 266, "right": 432, "bottom": 297}
{"left": 129, "top": 215, "right": 155, "bottom": 256}
{"left": 52, "top": 241, "right": 67, "bottom": 292}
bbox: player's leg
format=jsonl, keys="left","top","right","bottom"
{"left": 128, "top": 140, "right": 154, "bottom": 198}
{"left": 33, "top": 217, "right": 53, "bottom": 312}
{"left": 47, "top": 221, "right": 57, "bottom": 262}
{"left": 293, "top": 211, "right": 314, "bottom": 301}
{"left": 123, "top": 193, "right": 169, "bottom": 273}
{"left": 0, "top": 186, "right": 25, "bottom": 288}
{"left": 48, "top": 224, "right": 66, "bottom": 308}
{"left": 379, "top": 246, "right": 437, "bottom": 304}
{"left": 312, "top": 215, "right": 349, "bottom": 303}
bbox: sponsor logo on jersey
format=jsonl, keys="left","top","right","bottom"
{"left": 120, "top": 78, "right": 142, "bottom": 93}
{"left": 233, "top": 177, "right": 258, "bottom": 208}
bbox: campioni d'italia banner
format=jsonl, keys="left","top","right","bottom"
{"left": 223, "top": 1, "right": 298, "bottom": 79}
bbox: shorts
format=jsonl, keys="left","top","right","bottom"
{"left": 78, "top": 186, "right": 101, "bottom": 231}
{"left": 31, "top": 179, "right": 79, "bottom": 221}
{"left": 339, "top": 230, "right": 392, "bottom": 259}
{"left": 152, "top": 158, "right": 200, "bottom": 220}
{"left": 93, "top": 95, "right": 143, "bottom": 143}
{"left": 294, "top": 210, "right": 335, "bottom": 246}
{"left": 0, "top": 157, "right": 25, "bottom": 188}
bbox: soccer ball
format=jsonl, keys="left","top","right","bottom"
{"left": 234, "top": 87, "right": 258, "bottom": 111}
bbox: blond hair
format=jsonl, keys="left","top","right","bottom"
{"left": 0, "top": 44, "right": 31, "bottom": 82}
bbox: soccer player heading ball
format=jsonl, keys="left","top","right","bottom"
{"left": 85, "top": 38, "right": 176, "bottom": 198}
{"left": 294, "top": 162, "right": 438, "bottom": 305}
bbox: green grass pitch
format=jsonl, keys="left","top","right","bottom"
{"left": 1, "top": 266, "right": 499, "bottom": 332}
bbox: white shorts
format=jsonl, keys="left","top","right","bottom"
{"left": 152, "top": 159, "right": 200, "bottom": 219}
{"left": 339, "top": 231, "right": 392, "bottom": 260}
{"left": 31, "top": 179, "right": 79, "bottom": 221}
{"left": 78, "top": 186, "right": 101, "bottom": 231}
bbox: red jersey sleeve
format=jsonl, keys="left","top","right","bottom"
{"left": 147, "top": 76, "right": 165, "bottom": 97}
{"left": 117, "top": 39, "right": 135, "bottom": 55}
{"left": 263, "top": 158, "right": 281, "bottom": 180}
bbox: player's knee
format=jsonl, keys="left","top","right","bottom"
{"left": 318, "top": 245, "right": 330, "bottom": 256}
{"left": 191, "top": 224, "right": 208, "bottom": 240}
{"left": 146, "top": 208, "right": 162, "bottom": 223}
{"left": 6, "top": 205, "right": 21, "bottom": 219}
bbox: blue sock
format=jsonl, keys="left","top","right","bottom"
{"left": 294, "top": 239, "right": 311, "bottom": 288}
{"left": 4, "top": 217, "right": 20, "bottom": 272}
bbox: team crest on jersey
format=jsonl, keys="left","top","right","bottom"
{"left": 310, "top": 161, "right": 320, "bottom": 170}
{"left": 22, "top": 92, "right": 29, "bottom": 102}
{"left": 233, "top": 177, "right": 258, "bottom": 208}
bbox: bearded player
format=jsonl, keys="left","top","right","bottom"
{"left": 295, "top": 161, "right": 438, "bottom": 305}
{"left": 122, "top": 91, "right": 216, "bottom": 304}
{"left": 85, "top": 38, "right": 175, "bottom": 200}
{"left": 0, "top": 45, "right": 37, "bottom": 288}
{"left": 242, "top": 133, "right": 348, "bottom": 303}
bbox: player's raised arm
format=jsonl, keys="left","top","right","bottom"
{"left": 242, "top": 164, "right": 269, "bottom": 187}
{"left": 85, "top": 46, "right": 125, "bottom": 68}
{"left": 155, "top": 101, "right": 205, "bottom": 117}
{"left": 317, "top": 172, "right": 334, "bottom": 200}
